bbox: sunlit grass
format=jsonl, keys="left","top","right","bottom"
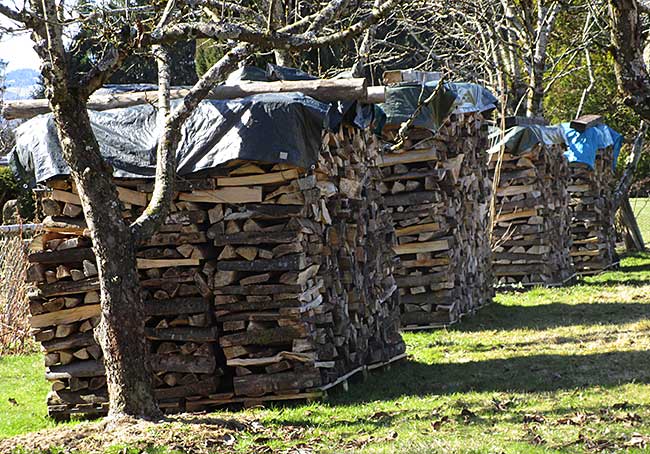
{"left": 2, "top": 253, "right": 650, "bottom": 453}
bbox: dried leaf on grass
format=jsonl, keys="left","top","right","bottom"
{"left": 0, "top": 414, "right": 316, "bottom": 454}
{"left": 523, "top": 413, "right": 546, "bottom": 424}
{"left": 431, "top": 416, "right": 450, "bottom": 431}
{"left": 625, "top": 432, "right": 650, "bottom": 449}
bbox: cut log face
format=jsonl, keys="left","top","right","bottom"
{"left": 27, "top": 123, "right": 405, "bottom": 418}
{"left": 380, "top": 111, "right": 494, "bottom": 328}
{"left": 566, "top": 146, "right": 617, "bottom": 274}
{"left": 489, "top": 140, "right": 575, "bottom": 286}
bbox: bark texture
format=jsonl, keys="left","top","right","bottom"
{"left": 609, "top": 0, "right": 650, "bottom": 120}
{"left": 26, "top": 0, "right": 160, "bottom": 419}
{"left": 49, "top": 97, "right": 160, "bottom": 419}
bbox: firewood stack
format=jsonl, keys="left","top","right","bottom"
{"left": 567, "top": 147, "right": 617, "bottom": 273}
{"left": 195, "top": 124, "right": 404, "bottom": 404}
{"left": 378, "top": 110, "right": 494, "bottom": 329}
{"left": 489, "top": 126, "right": 574, "bottom": 286}
{"left": 25, "top": 127, "right": 405, "bottom": 418}
{"left": 27, "top": 178, "right": 222, "bottom": 417}
{"left": 562, "top": 117, "right": 620, "bottom": 274}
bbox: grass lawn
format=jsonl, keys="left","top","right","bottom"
{"left": 630, "top": 198, "right": 650, "bottom": 243}
{"left": 2, "top": 253, "right": 650, "bottom": 453}
{"left": 0, "top": 355, "right": 67, "bottom": 438}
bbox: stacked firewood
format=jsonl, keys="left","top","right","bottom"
{"left": 26, "top": 127, "right": 405, "bottom": 418}
{"left": 378, "top": 111, "right": 494, "bottom": 329}
{"left": 28, "top": 179, "right": 222, "bottom": 417}
{"left": 489, "top": 139, "right": 574, "bottom": 285}
{"left": 567, "top": 147, "right": 617, "bottom": 273}
{"left": 191, "top": 125, "right": 404, "bottom": 405}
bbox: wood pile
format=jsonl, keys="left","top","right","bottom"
{"left": 378, "top": 111, "right": 494, "bottom": 329}
{"left": 489, "top": 133, "right": 574, "bottom": 286}
{"left": 567, "top": 147, "right": 617, "bottom": 273}
{"left": 25, "top": 126, "right": 405, "bottom": 418}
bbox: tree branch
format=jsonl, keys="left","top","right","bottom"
{"left": 613, "top": 120, "right": 648, "bottom": 209}
{"left": 155, "top": 0, "right": 400, "bottom": 50}
{"left": 0, "top": 4, "right": 29, "bottom": 23}
{"left": 130, "top": 45, "right": 175, "bottom": 242}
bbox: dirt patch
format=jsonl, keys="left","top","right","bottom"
{"left": 0, "top": 413, "right": 312, "bottom": 453}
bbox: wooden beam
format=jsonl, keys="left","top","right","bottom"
{"left": 30, "top": 304, "right": 101, "bottom": 328}
{"left": 43, "top": 216, "right": 88, "bottom": 235}
{"left": 393, "top": 239, "right": 450, "bottom": 255}
{"left": 136, "top": 258, "right": 201, "bottom": 269}
{"left": 29, "top": 247, "right": 95, "bottom": 264}
{"left": 178, "top": 187, "right": 262, "bottom": 204}
{"left": 503, "top": 116, "right": 548, "bottom": 128}
{"left": 377, "top": 149, "right": 440, "bottom": 167}
{"left": 46, "top": 360, "right": 105, "bottom": 379}
{"left": 394, "top": 222, "right": 441, "bottom": 237}
{"left": 216, "top": 169, "right": 301, "bottom": 187}
{"left": 570, "top": 114, "right": 603, "bottom": 132}
{"left": 3, "top": 79, "right": 374, "bottom": 120}
{"left": 116, "top": 186, "right": 148, "bottom": 206}
{"left": 37, "top": 276, "right": 100, "bottom": 297}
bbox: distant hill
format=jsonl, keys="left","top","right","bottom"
{"left": 3, "top": 68, "right": 40, "bottom": 101}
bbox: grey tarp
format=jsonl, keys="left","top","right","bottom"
{"left": 12, "top": 92, "right": 333, "bottom": 184}
{"left": 377, "top": 82, "right": 498, "bottom": 132}
{"left": 487, "top": 124, "right": 566, "bottom": 155}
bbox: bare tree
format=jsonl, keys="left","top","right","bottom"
{"left": 375, "top": 0, "right": 604, "bottom": 118}
{"left": 0, "top": 0, "right": 400, "bottom": 419}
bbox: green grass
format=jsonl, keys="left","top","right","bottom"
{"left": 630, "top": 197, "right": 650, "bottom": 243}
{"left": 2, "top": 254, "right": 650, "bottom": 453}
{"left": 0, "top": 354, "right": 65, "bottom": 438}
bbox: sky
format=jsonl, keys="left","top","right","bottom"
{"left": 0, "top": 1, "right": 40, "bottom": 72}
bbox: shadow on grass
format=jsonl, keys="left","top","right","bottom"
{"left": 452, "top": 302, "right": 650, "bottom": 332}
{"left": 328, "top": 350, "right": 650, "bottom": 406}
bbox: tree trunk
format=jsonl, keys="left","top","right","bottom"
{"left": 525, "top": 2, "right": 559, "bottom": 118}
{"left": 609, "top": 0, "right": 650, "bottom": 120}
{"left": 49, "top": 96, "right": 160, "bottom": 419}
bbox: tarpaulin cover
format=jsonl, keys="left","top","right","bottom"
{"left": 560, "top": 123, "right": 623, "bottom": 170}
{"left": 12, "top": 92, "right": 333, "bottom": 184}
{"left": 377, "top": 82, "right": 498, "bottom": 132}
{"left": 487, "top": 124, "right": 566, "bottom": 155}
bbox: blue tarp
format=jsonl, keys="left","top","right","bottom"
{"left": 560, "top": 123, "right": 623, "bottom": 170}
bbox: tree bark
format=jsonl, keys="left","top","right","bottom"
{"left": 26, "top": 0, "right": 160, "bottom": 419}
{"left": 609, "top": 0, "right": 650, "bottom": 120}
{"left": 613, "top": 121, "right": 647, "bottom": 209}
{"left": 525, "top": 1, "right": 559, "bottom": 118}
{"left": 49, "top": 96, "right": 160, "bottom": 419}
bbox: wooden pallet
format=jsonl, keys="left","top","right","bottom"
{"left": 184, "top": 352, "right": 408, "bottom": 410}
{"left": 574, "top": 260, "right": 620, "bottom": 277}
{"left": 494, "top": 271, "right": 579, "bottom": 289}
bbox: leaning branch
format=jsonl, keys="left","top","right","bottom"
{"left": 613, "top": 120, "right": 648, "bottom": 209}
{"left": 130, "top": 45, "right": 174, "bottom": 243}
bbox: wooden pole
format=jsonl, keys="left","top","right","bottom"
{"left": 620, "top": 195, "right": 646, "bottom": 252}
{"left": 3, "top": 79, "right": 388, "bottom": 120}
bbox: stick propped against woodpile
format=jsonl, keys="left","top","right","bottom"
{"left": 2, "top": 80, "right": 387, "bottom": 120}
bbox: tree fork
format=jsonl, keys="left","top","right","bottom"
{"left": 49, "top": 97, "right": 161, "bottom": 419}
